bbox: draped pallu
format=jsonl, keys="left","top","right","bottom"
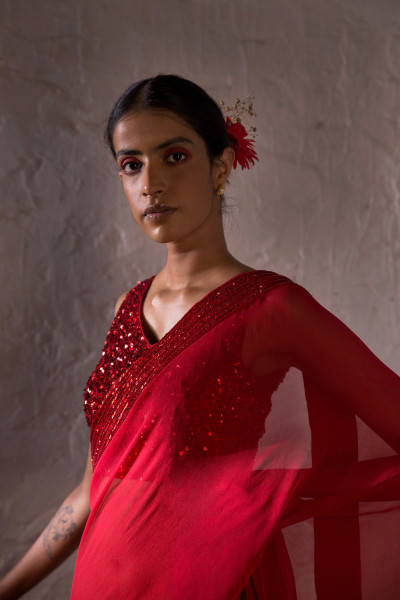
{"left": 72, "top": 271, "right": 400, "bottom": 599}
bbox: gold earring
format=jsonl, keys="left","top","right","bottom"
{"left": 216, "top": 184, "right": 225, "bottom": 196}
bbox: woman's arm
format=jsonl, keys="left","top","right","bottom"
{"left": 0, "top": 447, "right": 92, "bottom": 600}
{"left": 0, "top": 291, "right": 128, "bottom": 599}
{"left": 268, "top": 283, "right": 400, "bottom": 453}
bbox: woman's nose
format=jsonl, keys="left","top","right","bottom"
{"left": 140, "top": 162, "right": 165, "bottom": 197}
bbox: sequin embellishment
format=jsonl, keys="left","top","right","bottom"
{"left": 83, "top": 281, "right": 151, "bottom": 427}
{"left": 85, "top": 271, "right": 291, "bottom": 469}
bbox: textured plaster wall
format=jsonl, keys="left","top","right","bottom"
{"left": 1, "top": 0, "right": 399, "bottom": 598}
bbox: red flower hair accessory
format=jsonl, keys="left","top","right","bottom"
{"left": 225, "top": 117, "right": 258, "bottom": 170}
{"left": 220, "top": 97, "right": 258, "bottom": 170}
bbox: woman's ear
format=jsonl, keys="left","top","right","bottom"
{"left": 213, "top": 146, "right": 235, "bottom": 188}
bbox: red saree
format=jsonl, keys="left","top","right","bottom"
{"left": 72, "top": 271, "right": 400, "bottom": 599}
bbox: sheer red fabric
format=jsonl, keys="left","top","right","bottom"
{"left": 72, "top": 271, "right": 400, "bottom": 599}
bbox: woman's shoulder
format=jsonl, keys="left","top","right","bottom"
{"left": 231, "top": 269, "right": 293, "bottom": 297}
{"left": 250, "top": 271, "right": 322, "bottom": 328}
{"left": 248, "top": 270, "right": 306, "bottom": 303}
{"left": 114, "top": 290, "right": 129, "bottom": 316}
{"left": 114, "top": 277, "right": 155, "bottom": 316}
{"left": 260, "top": 273, "right": 316, "bottom": 313}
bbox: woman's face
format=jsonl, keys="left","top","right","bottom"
{"left": 112, "top": 110, "right": 231, "bottom": 246}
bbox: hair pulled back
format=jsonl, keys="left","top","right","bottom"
{"left": 105, "top": 74, "right": 230, "bottom": 163}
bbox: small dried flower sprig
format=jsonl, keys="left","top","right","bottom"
{"left": 220, "top": 96, "right": 257, "bottom": 135}
{"left": 220, "top": 96, "right": 258, "bottom": 170}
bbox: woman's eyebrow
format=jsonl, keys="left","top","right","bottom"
{"left": 115, "top": 136, "right": 194, "bottom": 159}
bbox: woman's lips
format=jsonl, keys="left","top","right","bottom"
{"left": 144, "top": 204, "right": 176, "bottom": 220}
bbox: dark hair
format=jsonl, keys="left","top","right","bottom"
{"left": 105, "top": 74, "right": 230, "bottom": 163}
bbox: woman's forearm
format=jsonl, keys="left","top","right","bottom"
{"left": 0, "top": 484, "right": 90, "bottom": 600}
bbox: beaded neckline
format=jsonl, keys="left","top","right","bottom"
{"left": 138, "top": 270, "right": 263, "bottom": 347}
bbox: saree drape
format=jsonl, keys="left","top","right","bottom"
{"left": 72, "top": 271, "right": 400, "bottom": 599}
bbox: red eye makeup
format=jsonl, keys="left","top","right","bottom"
{"left": 120, "top": 158, "right": 142, "bottom": 174}
{"left": 164, "top": 147, "right": 193, "bottom": 165}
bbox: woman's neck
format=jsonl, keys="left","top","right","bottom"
{"left": 159, "top": 231, "right": 249, "bottom": 291}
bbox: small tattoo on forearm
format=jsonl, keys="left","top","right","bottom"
{"left": 43, "top": 505, "right": 77, "bottom": 559}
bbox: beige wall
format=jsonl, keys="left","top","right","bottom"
{"left": 1, "top": 0, "right": 399, "bottom": 597}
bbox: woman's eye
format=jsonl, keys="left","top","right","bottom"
{"left": 165, "top": 151, "right": 187, "bottom": 164}
{"left": 121, "top": 160, "right": 142, "bottom": 174}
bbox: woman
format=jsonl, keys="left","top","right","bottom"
{"left": 1, "top": 75, "right": 400, "bottom": 599}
